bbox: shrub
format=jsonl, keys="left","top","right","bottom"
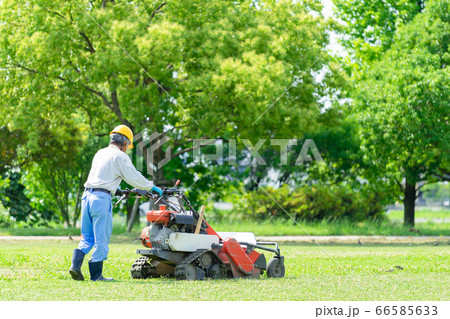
{"left": 232, "top": 184, "right": 386, "bottom": 222}
{"left": 0, "top": 204, "right": 13, "bottom": 228}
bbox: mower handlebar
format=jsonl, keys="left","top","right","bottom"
{"left": 162, "top": 187, "right": 182, "bottom": 196}
{"left": 115, "top": 188, "right": 158, "bottom": 206}
{"left": 114, "top": 181, "right": 192, "bottom": 216}
{"left": 131, "top": 187, "right": 182, "bottom": 197}
{"left": 115, "top": 186, "right": 183, "bottom": 206}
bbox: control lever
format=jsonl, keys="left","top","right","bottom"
{"left": 115, "top": 188, "right": 131, "bottom": 206}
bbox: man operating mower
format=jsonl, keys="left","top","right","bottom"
{"left": 69, "top": 125, "right": 163, "bottom": 282}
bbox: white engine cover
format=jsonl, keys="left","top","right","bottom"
{"left": 168, "top": 233, "right": 220, "bottom": 252}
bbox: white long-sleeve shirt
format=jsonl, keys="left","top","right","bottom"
{"left": 84, "top": 144, "right": 153, "bottom": 194}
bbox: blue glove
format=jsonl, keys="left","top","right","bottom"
{"left": 151, "top": 185, "right": 163, "bottom": 196}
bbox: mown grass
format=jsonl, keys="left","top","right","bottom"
{"left": 0, "top": 239, "right": 448, "bottom": 300}
{"left": 0, "top": 223, "right": 129, "bottom": 237}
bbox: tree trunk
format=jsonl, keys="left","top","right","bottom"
{"left": 62, "top": 205, "right": 71, "bottom": 228}
{"left": 73, "top": 191, "right": 81, "bottom": 227}
{"left": 126, "top": 198, "right": 139, "bottom": 227}
{"left": 72, "top": 171, "right": 85, "bottom": 228}
{"left": 403, "top": 179, "right": 416, "bottom": 227}
{"left": 126, "top": 198, "right": 133, "bottom": 225}
{"left": 127, "top": 197, "right": 140, "bottom": 232}
{"left": 146, "top": 142, "right": 171, "bottom": 186}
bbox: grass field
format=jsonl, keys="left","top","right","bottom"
{"left": 1, "top": 208, "right": 450, "bottom": 237}
{"left": 212, "top": 219, "right": 450, "bottom": 236}
{"left": 0, "top": 238, "right": 448, "bottom": 301}
{"left": 386, "top": 209, "right": 450, "bottom": 221}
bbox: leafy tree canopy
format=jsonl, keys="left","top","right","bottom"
{"left": 349, "top": 0, "right": 450, "bottom": 225}
{"left": 1, "top": 0, "right": 341, "bottom": 150}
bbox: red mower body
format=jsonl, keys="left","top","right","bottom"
{"left": 129, "top": 186, "right": 284, "bottom": 280}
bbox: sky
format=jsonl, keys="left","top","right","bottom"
{"left": 321, "top": 0, "right": 335, "bottom": 19}
{"left": 321, "top": 0, "right": 347, "bottom": 57}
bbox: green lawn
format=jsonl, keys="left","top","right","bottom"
{"left": 2, "top": 208, "right": 449, "bottom": 237}
{"left": 212, "top": 208, "right": 450, "bottom": 236}
{"left": 386, "top": 208, "right": 450, "bottom": 221}
{"left": 212, "top": 219, "right": 450, "bottom": 236}
{"left": 0, "top": 239, "right": 448, "bottom": 300}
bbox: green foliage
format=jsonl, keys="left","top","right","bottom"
{"left": 0, "top": 0, "right": 347, "bottom": 226}
{"left": 0, "top": 202, "right": 13, "bottom": 228}
{"left": 354, "top": 0, "right": 450, "bottom": 184}
{"left": 283, "top": 107, "right": 366, "bottom": 187}
{"left": 0, "top": 0, "right": 340, "bottom": 175}
{"left": 231, "top": 184, "right": 386, "bottom": 222}
{"left": 0, "top": 172, "right": 33, "bottom": 222}
{"left": 0, "top": 0, "right": 338, "bottom": 137}
{"left": 0, "top": 127, "right": 25, "bottom": 174}
{"left": 22, "top": 134, "right": 108, "bottom": 227}
{"left": 335, "top": 0, "right": 450, "bottom": 226}
{"left": 0, "top": 171, "right": 53, "bottom": 225}
{"left": 334, "top": 0, "right": 424, "bottom": 63}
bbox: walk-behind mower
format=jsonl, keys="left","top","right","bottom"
{"left": 117, "top": 180, "right": 285, "bottom": 280}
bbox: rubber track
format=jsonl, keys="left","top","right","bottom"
{"left": 130, "top": 256, "right": 152, "bottom": 279}
{"left": 174, "top": 249, "right": 208, "bottom": 280}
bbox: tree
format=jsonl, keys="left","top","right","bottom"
{"left": 0, "top": 127, "right": 26, "bottom": 173}
{"left": 0, "top": 123, "right": 59, "bottom": 226}
{"left": 348, "top": 0, "right": 450, "bottom": 226}
{"left": 0, "top": 0, "right": 341, "bottom": 187}
{"left": 0, "top": 171, "right": 36, "bottom": 224}
{"left": 18, "top": 118, "right": 89, "bottom": 227}
{"left": 333, "top": 0, "right": 425, "bottom": 64}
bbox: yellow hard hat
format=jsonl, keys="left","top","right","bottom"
{"left": 110, "top": 125, "right": 134, "bottom": 149}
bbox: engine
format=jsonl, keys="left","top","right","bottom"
{"left": 139, "top": 208, "right": 198, "bottom": 249}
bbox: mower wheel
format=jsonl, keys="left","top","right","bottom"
{"left": 199, "top": 252, "right": 213, "bottom": 268}
{"left": 267, "top": 257, "right": 285, "bottom": 278}
{"left": 206, "top": 263, "right": 225, "bottom": 279}
{"left": 175, "top": 263, "right": 197, "bottom": 280}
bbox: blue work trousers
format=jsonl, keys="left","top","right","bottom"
{"left": 78, "top": 189, "right": 113, "bottom": 262}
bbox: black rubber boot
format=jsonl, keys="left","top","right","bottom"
{"left": 69, "top": 249, "right": 85, "bottom": 281}
{"left": 88, "top": 261, "right": 114, "bottom": 282}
